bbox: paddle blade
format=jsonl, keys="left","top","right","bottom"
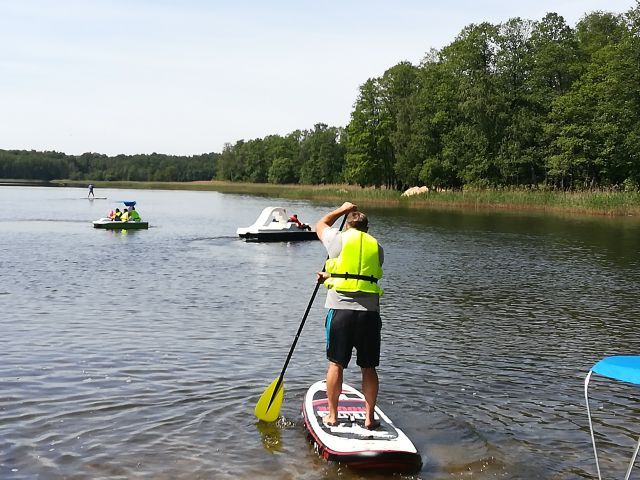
{"left": 255, "top": 377, "right": 284, "bottom": 422}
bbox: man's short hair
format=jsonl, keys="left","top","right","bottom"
{"left": 347, "top": 211, "right": 368, "bottom": 231}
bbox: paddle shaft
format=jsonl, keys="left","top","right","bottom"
{"left": 267, "top": 214, "right": 348, "bottom": 409}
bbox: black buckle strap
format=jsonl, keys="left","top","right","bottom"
{"left": 329, "top": 273, "right": 378, "bottom": 283}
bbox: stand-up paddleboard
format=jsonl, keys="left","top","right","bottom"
{"left": 302, "top": 380, "right": 422, "bottom": 472}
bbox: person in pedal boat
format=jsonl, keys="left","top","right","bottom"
{"left": 289, "top": 213, "right": 311, "bottom": 231}
{"left": 128, "top": 206, "right": 141, "bottom": 222}
{"left": 315, "top": 202, "right": 384, "bottom": 430}
{"left": 120, "top": 207, "right": 129, "bottom": 222}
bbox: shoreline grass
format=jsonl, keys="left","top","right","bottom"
{"left": 33, "top": 179, "right": 639, "bottom": 217}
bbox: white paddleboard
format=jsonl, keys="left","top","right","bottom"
{"left": 302, "top": 380, "right": 422, "bottom": 472}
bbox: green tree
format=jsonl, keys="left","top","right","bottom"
{"left": 439, "top": 22, "right": 505, "bottom": 186}
{"left": 299, "top": 124, "right": 345, "bottom": 184}
{"left": 547, "top": 8, "right": 640, "bottom": 188}
{"left": 378, "top": 62, "right": 421, "bottom": 188}
{"left": 267, "top": 157, "right": 297, "bottom": 184}
{"left": 413, "top": 52, "right": 462, "bottom": 188}
{"left": 345, "top": 79, "right": 393, "bottom": 187}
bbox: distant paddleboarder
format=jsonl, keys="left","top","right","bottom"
{"left": 88, "top": 184, "right": 95, "bottom": 198}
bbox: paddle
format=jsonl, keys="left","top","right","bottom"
{"left": 255, "top": 214, "right": 348, "bottom": 422}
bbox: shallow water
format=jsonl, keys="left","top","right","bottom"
{"left": 1, "top": 186, "right": 640, "bottom": 479}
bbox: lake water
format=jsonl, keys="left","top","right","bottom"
{"left": 1, "top": 186, "right": 640, "bottom": 480}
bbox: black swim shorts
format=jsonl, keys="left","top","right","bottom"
{"left": 325, "top": 309, "right": 382, "bottom": 368}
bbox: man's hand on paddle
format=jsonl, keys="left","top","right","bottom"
{"left": 316, "top": 271, "right": 330, "bottom": 284}
{"left": 337, "top": 202, "right": 358, "bottom": 216}
{"left": 315, "top": 202, "right": 358, "bottom": 239}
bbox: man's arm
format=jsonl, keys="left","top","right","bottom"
{"left": 315, "top": 202, "right": 357, "bottom": 240}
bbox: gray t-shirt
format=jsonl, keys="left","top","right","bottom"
{"left": 321, "top": 227, "right": 384, "bottom": 312}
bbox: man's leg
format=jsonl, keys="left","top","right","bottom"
{"left": 325, "top": 361, "right": 343, "bottom": 425}
{"left": 361, "top": 367, "right": 379, "bottom": 428}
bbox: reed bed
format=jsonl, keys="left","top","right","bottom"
{"left": 51, "top": 180, "right": 640, "bottom": 216}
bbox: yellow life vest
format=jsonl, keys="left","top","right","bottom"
{"left": 324, "top": 228, "right": 383, "bottom": 295}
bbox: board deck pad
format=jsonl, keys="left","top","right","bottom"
{"left": 302, "top": 380, "right": 422, "bottom": 472}
{"left": 312, "top": 390, "right": 398, "bottom": 439}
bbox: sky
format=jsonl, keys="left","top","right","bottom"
{"left": 0, "top": 0, "right": 637, "bottom": 157}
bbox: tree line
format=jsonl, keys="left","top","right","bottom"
{"left": 0, "top": 150, "right": 216, "bottom": 182}
{"left": 2, "top": 6, "right": 639, "bottom": 191}
{"left": 346, "top": 6, "right": 640, "bottom": 191}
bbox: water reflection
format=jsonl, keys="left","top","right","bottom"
{"left": 256, "top": 419, "right": 288, "bottom": 453}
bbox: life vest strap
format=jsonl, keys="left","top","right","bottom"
{"left": 329, "top": 273, "right": 379, "bottom": 283}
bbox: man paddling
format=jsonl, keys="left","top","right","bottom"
{"left": 315, "top": 202, "right": 384, "bottom": 430}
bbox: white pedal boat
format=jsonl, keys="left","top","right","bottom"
{"left": 237, "top": 206, "right": 317, "bottom": 242}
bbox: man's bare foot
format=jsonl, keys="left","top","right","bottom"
{"left": 322, "top": 416, "right": 338, "bottom": 427}
{"left": 365, "top": 419, "right": 380, "bottom": 430}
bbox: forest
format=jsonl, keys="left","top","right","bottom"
{"left": 0, "top": 150, "right": 216, "bottom": 183}
{"left": 2, "top": 6, "right": 639, "bottom": 191}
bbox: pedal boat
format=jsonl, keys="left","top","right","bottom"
{"left": 92, "top": 200, "right": 148, "bottom": 230}
{"left": 92, "top": 218, "right": 149, "bottom": 230}
{"left": 237, "top": 206, "right": 317, "bottom": 242}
